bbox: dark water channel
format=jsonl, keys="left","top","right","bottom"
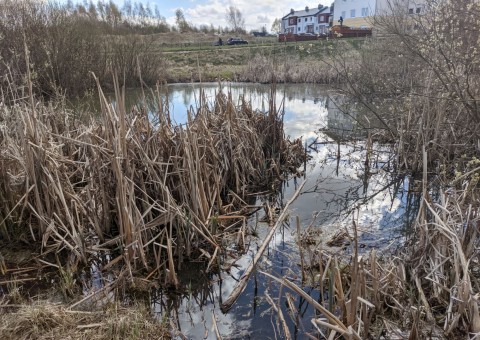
{"left": 96, "top": 83, "right": 419, "bottom": 339}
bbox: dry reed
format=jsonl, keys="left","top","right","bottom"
{"left": 0, "top": 78, "right": 306, "bottom": 290}
{"left": 266, "top": 180, "right": 480, "bottom": 338}
{"left": 0, "top": 301, "right": 168, "bottom": 340}
{"left": 284, "top": 3, "right": 480, "bottom": 336}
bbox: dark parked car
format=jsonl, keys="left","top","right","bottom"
{"left": 226, "top": 37, "right": 248, "bottom": 45}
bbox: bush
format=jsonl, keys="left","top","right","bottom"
{"left": 0, "top": 0, "right": 169, "bottom": 100}
{"left": 331, "top": 0, "right": 480, "bottom": 173}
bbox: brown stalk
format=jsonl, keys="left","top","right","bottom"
{"left": 221, "top": 180, "right": 306, "bottom": 313}
{"left": 261, "top": 271, "right": 361, "bottom": 340}
{"left": 265, "top": 292, "right": 291, "bottom": 339}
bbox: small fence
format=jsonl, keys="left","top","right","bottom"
{"left": 279, "top": 26, "right": 372, "bottom": 42}
{"left": 279, "top": 33, "right": 318, "bottom": 43}
{"left": 330, "top": 25, "right": 372, "bottom": 38}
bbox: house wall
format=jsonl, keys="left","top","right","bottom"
{"left": 376, "top": 0, "right": 427, "bottom": 15}
{"left": 332, "top": 0, "right": 426, "bottom": 28}
{"left": 296, "top": 14, "right": 317, "bottom": 34}
{"left": 338, "top": 17, "right": 372, "bottom": 28}
{"left": 282, "top": 14, "right": 320, "bottom": 34}
{"left": 333, "top": 0, "right": 377, "bottom": 27}
{"left": 281, "top": 7, "right": 332, "bottom": 35}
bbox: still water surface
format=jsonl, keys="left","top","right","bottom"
{"left": 100, "top": 83, "right": 417, "bottom": 339}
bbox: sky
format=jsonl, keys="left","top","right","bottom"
{"left": 162, "top": 1, "right": 332, "bottom": 31}
{"left": 62, "top": 1, "right": 332, "bottom": 32}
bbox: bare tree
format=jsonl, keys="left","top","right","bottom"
{"left": 226, "top": 6, "right": 245, "bottom": 33}
{"left": 327, "top": 0, "right": 480, "bottom": 170}
{"left": 270, "top": 18, "right": 281, "bottom": 34}
{"left": 175, "top": 8, "right": 190, "bottom": 32}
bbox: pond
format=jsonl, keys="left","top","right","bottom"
{"left": 95, "top": 83, "right": 419, "bottom": 339}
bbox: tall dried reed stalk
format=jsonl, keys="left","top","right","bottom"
{"left": 267, "top": 181, "right": 480, "bottom": 338}
{"left": 0, "top": 77, "right": 306, "bottom": 287}
{"left": 288, "top": 3, "right": 480, "bottom": 335}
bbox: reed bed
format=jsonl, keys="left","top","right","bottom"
{"left": 266, "top": 180, "right": 480, "bottom": 339}
{"left": 0, "top": 79, "right": 306, "bottom": 289}
{"left": 240, "top": 53, "right": 343, "bottom": 85}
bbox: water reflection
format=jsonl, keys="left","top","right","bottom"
{"left": 103, "top": 83, "right": 419, "bottom": 338}
{"left": 82, "top": 83, "right": 333, "bottom": 142}
{"left": 151, "top": 215, "right": 322, "bottom": 339}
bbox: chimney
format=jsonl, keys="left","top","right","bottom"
{"left": 290, "top": 8, "right": 294, "bottom": 14}
{"left": 305, "top": 6, "right": 309, "bottom": 12}
{"left": 318, "top": 4, "right": 323, "bottom": 10}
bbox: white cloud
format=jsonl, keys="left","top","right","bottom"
{"left": 256, "top": 15, "right": 269, "bottom": 24}
{"left": 182, "top": 1, "right": 329, "bottom": 31}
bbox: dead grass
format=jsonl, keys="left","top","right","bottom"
{"left": 0, "top": 77, "right": 306, "bottom": 289}
{"left": 0, "top": 301, "right": 169, "bottom": 340}
{"left": 161, "top": 39, "right": 348, "bottom": 83}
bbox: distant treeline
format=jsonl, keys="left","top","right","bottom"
{"left": 60, "top": 0, "right": 236, "bottom": 35}
{"left": 0, "top": 0, "right": 236, "bottom": 100}
{"left": 62, "top": 0, "right": 170, "bottom": 35}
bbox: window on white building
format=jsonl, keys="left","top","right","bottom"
{"left": 361, "top": 7, "right": 368, "bottom": 17}
{"left": 341, "top": 11, "right": 346, "bottom": 19}
{"left": 350, "top": 9, "right": 355, "bottom": 18}
{"left": 416, "top": 7, "right": 421, "bottom": 14}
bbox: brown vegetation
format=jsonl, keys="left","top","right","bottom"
{"left": 0, "top": 0, "right": 174, "bottom": 99}
{"left": 269, "top": 189, "right": 480, "bottom": 338}
{"left": 0, "top": 301, "right": 169, "bottom": 339}
{"left": 0, "top": 71, "right": 306, "bottom": 288}
{"left": 3, "top": 0, "right": 479, "bottom": 337}
{"left": 265, "top": 0, "right": 480, "bottom": 338}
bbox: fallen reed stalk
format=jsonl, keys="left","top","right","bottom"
{"left": 211, "top": 311, "right": 222, "bottom": 340}
{"left": 265, "top": 292, "right": 291, "bottom": 340}
{"left": 221, "top": 180, "right": 306, "bottom": 313}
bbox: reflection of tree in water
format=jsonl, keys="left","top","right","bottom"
{"left": 305, "top": 134, "right": 420, "bottom": 245}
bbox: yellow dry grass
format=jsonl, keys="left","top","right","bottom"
{"left": 0, "top": 78, "right": 306, "bottom": 288}
{"left": 0, "top": 301, "right": 169, "bottom": 340}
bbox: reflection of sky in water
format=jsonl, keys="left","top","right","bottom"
{"left": 126, "top": 82, "right": 329, "bottom": 142}
{"left": 285, "top": 138, "right": 417, "bottom": 252}
{"left": 141, "top": 83, "right": 418, "bottom": 338}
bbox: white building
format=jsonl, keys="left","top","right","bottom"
{"left": 281, "top": 4, "right": 333, "bottom": 35}
{"left": 332, "top": 0, "right": 426, "bottom": 28}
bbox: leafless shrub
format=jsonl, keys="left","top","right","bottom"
{"left": 0, "top": 0, "right": 168, "bottom": 99}
{"left": 330, "top": 0, "right": 480, "bottom": 173}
